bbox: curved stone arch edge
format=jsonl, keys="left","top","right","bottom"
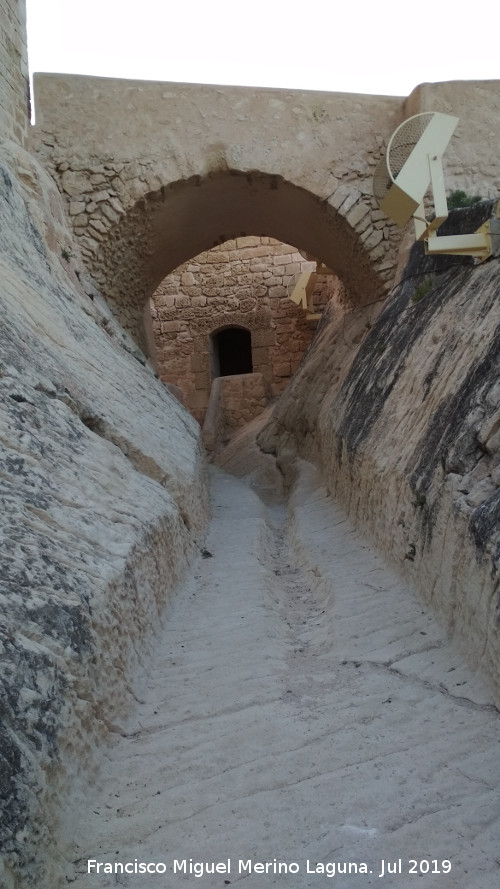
{"left": 58, "top": 168, "right": 401, "bottom": 348}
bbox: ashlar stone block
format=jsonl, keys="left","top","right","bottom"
{"left": 252, "top": 346, "right": 271, "bottom": 365}
{"left": 252, "top": 328, "right": 276, "bottom": 347}
{"left": 346, "top": 201, "right": 370, "bottom": 228}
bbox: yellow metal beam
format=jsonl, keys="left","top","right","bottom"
{"left": 288, "top": 271, "right": 318, "bottom": 311}
{"left": 376, "top": 112, "right": 498, "bottom": 262}
{"left": 425, "top": 225, "right": 492, "bottom": 262}
{"left": 413, "top": 201, "right": 428, "bottom": 242}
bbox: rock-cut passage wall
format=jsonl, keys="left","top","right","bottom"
{"left": 0, "top": 0, "right": 29, "bottom": 145}
{"left": 260, "top": 205, "right": 500, "bottom": 705}
{"left": 0, "top": 140, "right": 209, "bottom": 887}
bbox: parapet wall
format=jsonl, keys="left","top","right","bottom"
{"left": 405, "top": 81, "right": 500, "bottom": 198}
{"left": 0, "top": 0, "right": 29, "bottom": 145}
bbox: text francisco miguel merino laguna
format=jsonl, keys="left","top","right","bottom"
{"left": 87, "top": 858, "right": 452, "bottom": 878}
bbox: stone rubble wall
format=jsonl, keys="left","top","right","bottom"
{"left": 30, "top": 74, "right": 407, "bottom": 341}
{"left": 152, "top": 237, "right": 337, "bottom": 424}
{"left": 43, "top": 158, "right": 402, "bottom": 346}
{"left": 0, "top": 0, "right": 29, "bottom": 146}
{"left": 29, "top": 76, "right": 500, "bottom": 349}
{"left": 259, "top": 210, "right": 500, "bottom": 705}
{"left": 0, "top": 141, "right": 210, "bottom": 888}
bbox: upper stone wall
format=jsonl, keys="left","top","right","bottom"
{"left": 31, "top": 74, "right": 403, "bottom": 180}
{"left": 0, "top": 0, "right": 29, "bottom": 145}
{"left": 30, "top": 75, "right": 406, "bottom": 342}
{"left": 30, "top": 75, "right": 500, "bottom": 347}
{"left": 406, "top": 81, "right": 500, "bottom": 199}
{"left": 31, "top": 75, "right": 500, "bottom": 203}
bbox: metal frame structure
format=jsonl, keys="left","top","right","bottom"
{"left": 288, "top": 269, "right": 322, "bottom": 320}
{"left": 373, "top": 112, "right": 499, "bottom": 261}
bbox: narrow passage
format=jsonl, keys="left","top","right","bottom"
{"left": 66, "top": 455, "right": 500, "bottom": 889}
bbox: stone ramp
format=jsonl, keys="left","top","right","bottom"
{"left": 63, "top": 463, "right": 500, "bottom": 889}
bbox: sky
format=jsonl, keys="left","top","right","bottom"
{"left": 26, "top": 0, "right": 499, "bottom": 100}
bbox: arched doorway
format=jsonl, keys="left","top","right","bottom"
{"left": 211, "top": 327, "right": 253, "bottom": 378}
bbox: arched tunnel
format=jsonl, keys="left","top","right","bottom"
{"left": 90, "top": 170, "right": 388, "bottom": 349}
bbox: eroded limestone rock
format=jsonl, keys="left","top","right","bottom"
{"left": 260, "top": 209, "right": 500, "bottom": 704}
{"left": 0, "top": 143, "right": 209, "bottom": 887}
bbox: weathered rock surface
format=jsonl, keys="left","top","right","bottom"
{"left": 0, "top": 143, "right": 209, "bottom": 887}
{"left": 54, "top": 459, "right": 500, "bottom": 889}
{"left": 260, "top": 210, "right": 500, "bottom": 704}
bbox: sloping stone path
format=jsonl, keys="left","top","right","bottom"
{"left": 64, "top": 460, "right": 500, "bottom": 889}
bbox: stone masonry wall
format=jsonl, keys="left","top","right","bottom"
{"left": 0, "top": 0, "right": 29, "bottom": 145}
{"left": 405, "top": 81, "right": 500, "bottom": 200}
{"left": 30, "top": 74, "right": 407, "bottom": 342}
{"left": 30, "top": 75, "right": 500, "bottom": 347}
{"left": 151, "top": 238, "right": 339, "bottom": 424}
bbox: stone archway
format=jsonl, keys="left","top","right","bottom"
{"left": 33, "top": 75, "right": 407, "bottom": 353}
{"left": 72, "top": 170, "right": 394, "bottom": 351}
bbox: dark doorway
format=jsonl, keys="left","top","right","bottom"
{"left": 211, "top": 327, "right": 253, "bottom": 377}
